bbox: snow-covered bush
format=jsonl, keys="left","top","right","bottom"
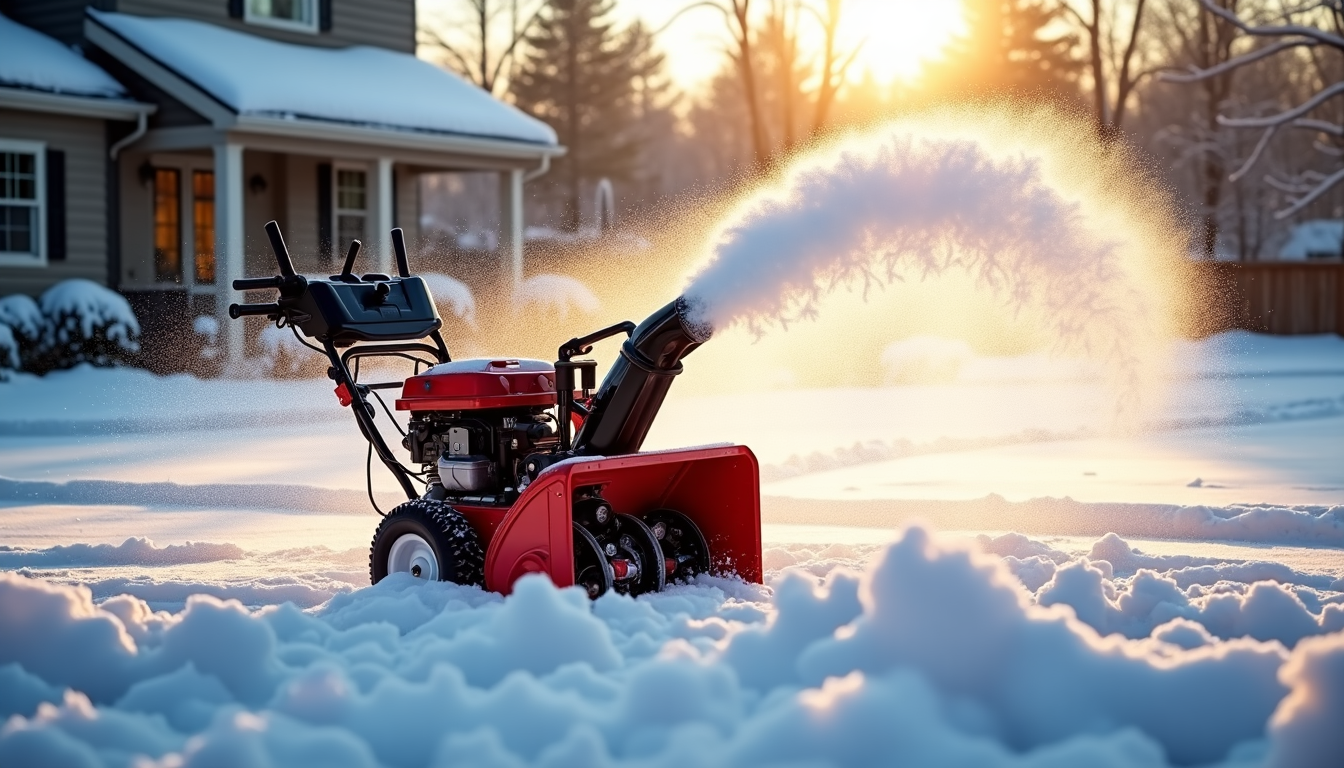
{"left": 0, "top": 294, "right": 44, "bottom": 370}
{"left": 512, "top": 274, "right": 600, "bottom": 320}
{"left": 258, "top": 323, "right": 324, "bottom": 378}
{"left": 420, "top": 273, "right": 476, "bottom": 326}
{"left": 30, "top": 279, "right": 141, "bottom": 374}
{"left": 0, "top": 325, "right": 18, "bottom": 380}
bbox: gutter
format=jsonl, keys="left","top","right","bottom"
{"left": 0, "top": 87, "right": 155, "bottom": 121}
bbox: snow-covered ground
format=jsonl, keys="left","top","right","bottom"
{"left": 1, "top": 330, "right": 1342, "bottom": 767}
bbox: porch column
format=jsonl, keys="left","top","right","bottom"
{"left": 372, "top": 157, "right": 394, "bottom": 275}
{"left": 499, "top": 168, "right": 524, "bottom": 288}
{"left": 214, "top": 142, "right": 245, "bottom": 366}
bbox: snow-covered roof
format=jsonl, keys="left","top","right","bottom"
{"left": 86, "top": 10, "right": 558, "bottom": 147}
{"left": 1279, "top": 219, "right": 1342, "bottom": 260}
{"left": 0, "top": 13, "right": 126, "bottom": 98}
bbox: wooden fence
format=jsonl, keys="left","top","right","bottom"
{"left": 1187, "top": 261, "right": 1344, "bottom": 336}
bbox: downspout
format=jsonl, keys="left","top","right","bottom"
{"left": 109, "top": 111, "right": 148, "bottom": 160}
{"left": 523, "top": 152, "right": 550, "bottom": 183}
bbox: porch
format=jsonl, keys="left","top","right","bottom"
{"left": 84, "top": 9, "right": 562, "bottom": 366}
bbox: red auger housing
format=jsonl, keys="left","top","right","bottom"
{"left": 229, "top": 221, "right": 761, "bottom": 598}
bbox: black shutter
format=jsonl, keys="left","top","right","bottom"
{"left": 317, "top": 162, "right": 333, "bottom": 265}
{"left": 228, "top": 0, "right": 244, "bottom": 19}
{"left": 45, "top": 148, "right": 66, "bottom": 262}
{"left": 319, "top": 0, "right": 333, "bottom": 31}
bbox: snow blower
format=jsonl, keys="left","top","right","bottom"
{"left": 229, "top": 222, "right": 762, "bottom": 597}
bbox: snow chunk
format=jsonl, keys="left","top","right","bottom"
{"left": 88, "top": 10, "right": 556, "bottom": 145}
{"left": 0, "top": 13, "right": 126, "bottom": 97}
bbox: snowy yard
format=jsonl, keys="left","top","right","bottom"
{"left": 0, "top": 330, "right": 1341, "bottom": 766}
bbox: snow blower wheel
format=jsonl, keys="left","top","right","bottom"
{"left": 370, "top": 499, "right": 485, "bottom": 586}
{"left": 573, "top": 523, "right": 615, "bottom": 599}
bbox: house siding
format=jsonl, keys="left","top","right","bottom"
{"left": 115, "top": 0, "right": 415, "bottom": 52}
{"left": 1, "top": 0, "right": 115, "bottom": 46}
{"left": 0, "top": 108, "right": 109, "bottom": 295}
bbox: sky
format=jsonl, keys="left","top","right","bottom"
{"left": 616, "top": 0, "right": 967, "bottom": 92}
{"left": 417, "top": 0, "right": 970, "bottom": 95}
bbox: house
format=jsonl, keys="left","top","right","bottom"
{"left": 0, "top": 0, "right": 562, "bottom": 366}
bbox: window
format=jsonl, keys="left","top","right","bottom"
{"left": 193, "top": 170, "right": 215, "bottom": 284}
{"left": 0, "top": 140, "right": 45, "bottom": 265}
{"left": 245, "top": 0, "right": 318, "bottom": 33}
{"left": 335, "top": 167, "right": 367, "bottom": 254}
{"left": 153, "top": 168, "right": 181, "bottom": 283}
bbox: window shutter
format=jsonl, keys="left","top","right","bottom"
{"left": 317, "top": 162, "right": 333, "bottom": 265}
{"left": 227, "top": 0, "right": 243, "bottom": 19}
{"left": 319, "top": 0, "right": 333, "bottom": 32}
{"left": 46, "top": 148, "right": 66, "bottom": 262}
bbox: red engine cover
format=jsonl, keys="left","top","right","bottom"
{"left": 397, "top": 358, "right": 557, "bottom": 411}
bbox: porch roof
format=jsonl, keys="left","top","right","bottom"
{"left": 85, "top": 9, "right": 559, "bottom": 156}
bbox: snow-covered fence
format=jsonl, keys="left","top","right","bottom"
{"left": 0, "top": 280, "right": 141, "bottom": 375}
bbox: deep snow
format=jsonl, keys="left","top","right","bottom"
{"left": 0, "top": 331, "right": 1341, "bottom": 767}
{"left": 0, "top": 12, "right": 127, "bottom": 97}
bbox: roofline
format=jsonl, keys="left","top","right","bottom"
{"left": 234, "top": 115, "right": 565, "bottom": 161}
{"left": 0, "top": 86, "right": 156, "bottom": 120}
{"left": 84, "top": 12, "right": 237, "bottom": 127}
{"left": 84, "top": 10, "right": 564, "bottom": 158}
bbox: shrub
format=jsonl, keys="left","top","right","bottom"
{"left": 0, "top": 294, "right": 44, "bottom": 369}
{"left": 30, "top": 279, "right": 141, "bottom": 374}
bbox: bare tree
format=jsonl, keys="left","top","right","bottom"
{"left": 1058, "top": 0, "right": 1154, "bottom": 137}
{"left": 420, "top": 0, "right": 545, "bottom": 94}
{"left": 1163, "top": 0, "right": 1344, "bottom": 222}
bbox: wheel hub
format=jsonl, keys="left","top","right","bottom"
{"left": 387, "top": 533, "right": 439, "bottom": 581}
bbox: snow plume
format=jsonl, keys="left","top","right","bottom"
{"left": 682, "top": 111, "right": 1180, "bottom": 418}
{"left": 1, "top": 525, "right": 1340, "bottom": 768}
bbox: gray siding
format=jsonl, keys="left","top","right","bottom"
{"left": 1, "top": 0, "right": 114, "bottom": 45}
{"left": 116, "top": 0, "right": 415, "bottom": 52}
{"left": 282, "top": 153, "right": 322, "bottom": 274}
{"left": 0, "top": 109, "right": 109, "bottom": 295}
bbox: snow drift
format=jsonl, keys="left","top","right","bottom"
{"left": 1, "top": 525, "right": 1340, "bottom": 768}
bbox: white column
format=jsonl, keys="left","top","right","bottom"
{"left": 498, "top": 168, "right": 524, "bottom": 288}
{"left": 214, "top": 142, "right": 245, "bottom": 367}
{"left": 373, "top": 157, "right": 394, "bottom": 275}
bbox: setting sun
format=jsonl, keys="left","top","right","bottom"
{"left": 841, "top": 0, "right": 966, "bottom": 83}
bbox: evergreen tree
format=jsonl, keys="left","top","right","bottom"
{"left": 510, "top": 0, "right": 666, "bottom": 230}
{"left": 924, "top": 0, "right": 1081, "bottom": 100}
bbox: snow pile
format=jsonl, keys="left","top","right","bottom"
{"left": 0, "top": 538, "right": 243, "bottom": 569}
{"left": 88, "top": 10, "right": 557, "bottom": 145}
{"left": 1278, "top": 219, "right": 1342, "bottom": 260}
{"left": 420, "top": 273, "right": 477, "bottom": 326}
{"left": 0, "top": 13, "right": 126, "bottom": 97}
{"left": 681, "top": 115, "right": 1177, "bottom": 418}
{"left": 513, "top": 274, "right": 601, "bottom": 319}
{"left": 1, "top": 525, "right": 1340, "bottom": 767}
{"left": 35, "top": 279, "right": 141, "bottom": 371}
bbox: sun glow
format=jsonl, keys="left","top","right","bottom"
{"left": 841, "top": 0, "right": 966, "bottom": 83}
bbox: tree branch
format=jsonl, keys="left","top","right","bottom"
{"left": 1195, "top": 0, "right": 1344, "bottom": 49}
{"left": 1228, "top": 125, "right": 1278, "bottom": 182}
{"left": 1274, "top": 165, "right": 1344, "bottom": 219}
{"left": 1218, "top": 80, "right": 1344, "bottom": 128}
{"left": 1159, "top": 37, "right": 1318, "bottom": 83}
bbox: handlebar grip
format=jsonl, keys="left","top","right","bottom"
{"left": 233, "top": 276, "right": 283, "bottom": 291}
{"left": 391, "top": 227, "right": 410, "bottom": 277}
{"left": 228, "top": 303, "right": 280, "bottom": 319}
{"left": 264, "top": 220, "right": 297, "bottom": 278}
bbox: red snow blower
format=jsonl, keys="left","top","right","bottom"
{"left": 229, "top": 222, "right": 761, "bottom": 597}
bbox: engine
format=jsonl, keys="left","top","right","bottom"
{"left": 397, "top": 359, "right": 560, "bottom": 504}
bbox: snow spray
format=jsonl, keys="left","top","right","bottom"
{"left": 680, "top": 107, "right": 1185, "bottom": 419}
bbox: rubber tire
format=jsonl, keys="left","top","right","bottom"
{"left": 370, "top": 499, "right": 485, "bottom": 586}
